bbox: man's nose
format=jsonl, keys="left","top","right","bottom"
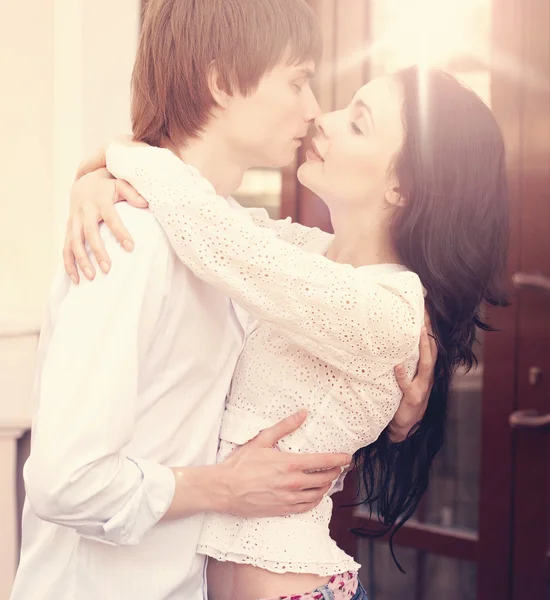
{"left": 303, "top": 86, "right": 322, "bottom": 123}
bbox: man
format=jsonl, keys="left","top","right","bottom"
{"left": 11, "top": 1, "right": 432, "bottom": 599}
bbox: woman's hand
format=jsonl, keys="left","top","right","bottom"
{"left": 73, "top": 135, "right": 137, "bottom": 181}
{"left": 64, "top": 166, "right": 147, "bottom": 284}
{"left": 390, "top": 323, "right": 437, "bottom": 442}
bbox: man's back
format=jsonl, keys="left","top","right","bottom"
{"left": 11, "top": 204, "right": 244, "bottom": 600}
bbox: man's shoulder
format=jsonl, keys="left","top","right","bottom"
{"left": 112, "top": 203, "right": 165, "bottom": 243}
{"left": 100, "top": 204, "right": 171, "bottom": 257}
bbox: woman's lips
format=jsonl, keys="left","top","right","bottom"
{"left": 307, "top": 140, "right": 324, "bottom": 162}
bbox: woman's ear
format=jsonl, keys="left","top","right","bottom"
{"left": 385, "top": 188, "right": 406, "bottom": 207}
{"left": 385, "top": 172, "right": 406, "bottom": 207}
{"left": 208, "top": 61, "right": 231, "bottom": 108}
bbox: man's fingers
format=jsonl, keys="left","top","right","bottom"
{"left": 429, "top": 334, "right": 438, "bottom": 365}
{"left": 292, "top": 486, "right": 332, "bottom": 505}
{"left": 252, "top": 410, "right": 308, "bottom": 448}
{"left": 417, "top": 326, "right": 435, "bottom": 379}
{"left": 294, "top": 451, "right": 351, "bottom": 473}
{"left": 295, "top": 466, "right": 342, "bottom": 489}
{"left": 423, "top": 311, "right": 438, "bottom": 367}
{"left": 395, "top": 363, "right": 412, "bottom": 393}
{"left": 285, "top": 502, "right": 320, "bottom": 515}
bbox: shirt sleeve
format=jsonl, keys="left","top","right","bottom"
{"left": 107, "top": 144, "right": 424, "bottom": 375}
{"left": 24, "top": 205, "right": 176, "bottom": 546}
{"left": 243, "top": 205, "right": 333, "bottom": 251}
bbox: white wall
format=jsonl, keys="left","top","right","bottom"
{"left": 0, "top": 7, "right": 140, "bottom": 593}
{"left": 0, "top": 0, "right": 55, "bottom": 316}
{"left": 0, "top": 0, "right": 140, "bottom": 317}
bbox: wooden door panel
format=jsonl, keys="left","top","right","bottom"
{"left": 511, "top": 0, "right": 550, "bottom": 597}
{"left": 475, "top": 0, "right": 524, "bottom": 597}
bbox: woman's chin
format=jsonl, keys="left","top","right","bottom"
{"left": 297, "top": 160, "right": 322, "bottom": 191}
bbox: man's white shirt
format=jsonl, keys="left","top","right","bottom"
{"left": 10, "top": 203, "right": 246, "bottom": 600}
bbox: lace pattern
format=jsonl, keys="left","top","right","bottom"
{"left": 106, "top": 143, "right": 426, "bottom": 576}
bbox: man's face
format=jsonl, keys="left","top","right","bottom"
{"left": 221, "top": 60, "right": 321, "bottom": 168}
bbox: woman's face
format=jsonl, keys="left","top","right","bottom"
{"left": 298, "top": 76, "right": 405, "bottom": 209}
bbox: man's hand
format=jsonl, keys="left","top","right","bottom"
{"left": 210, "top": 410, "right": 350, "bottom": 518}
{"left": 390, "top": 323, "right": 438, "bottom": 442}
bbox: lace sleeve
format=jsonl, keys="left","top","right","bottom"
{"left": 107, "top": 143, "right": 425, "bottom": 373}
{"left": 243, "top": 206, "right": 333, "bottom": 252}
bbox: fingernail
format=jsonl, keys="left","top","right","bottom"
{"left": 100, "top": 261, "right": 110, "bottom": 274}
{"left": 83, "top": 267, "right": 94, "bottom": 280}
{"left": 122, "top": 240, "right": 134, "bottom": 251}
{"left": 70, "top": 275, "right": 78, "bottom": 285}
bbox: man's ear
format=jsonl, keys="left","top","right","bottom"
{"left": 208, "top": 61, "right": 231, "bottom": 108}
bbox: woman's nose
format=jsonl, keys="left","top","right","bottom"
{"left": 315, "top": 110, "right": 344, "bottom": 138}
{"left": 314, "top": 113, "right": 326, "bottom": 136}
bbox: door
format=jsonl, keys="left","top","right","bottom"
{"left": 506, "top": 0, "right": 550, "bottom": 598}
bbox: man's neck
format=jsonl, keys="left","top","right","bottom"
{"left": 163, "top": 133, "right": 247, "bottom": 199}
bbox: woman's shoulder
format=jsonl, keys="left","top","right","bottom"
{"left": 354, "top": 264, "right": 425, "bottom": 362}
{"left": 358, "top": 263, "right": 425, "bottom": 294}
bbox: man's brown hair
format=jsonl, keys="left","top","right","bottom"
{"left": 132, "top": 0, "right": 322, "bottom": 146}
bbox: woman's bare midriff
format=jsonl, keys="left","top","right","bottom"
{"left": 206, "top": 557, "right": 332, "bottom": 600}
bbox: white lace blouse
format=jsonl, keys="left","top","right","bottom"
{"left": 106, "top": 143, "right": 426, "bottom": 577}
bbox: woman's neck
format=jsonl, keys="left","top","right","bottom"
{"left": 326, "top": 205, "right": 400, "bottom": 267}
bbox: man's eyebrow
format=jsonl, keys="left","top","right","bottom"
{"left": 355, "top": 98, "right": 375, "bottom": 130}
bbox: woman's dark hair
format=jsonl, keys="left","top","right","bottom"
{"left": 351, "top": 66, "right": 509, "bottom": 570}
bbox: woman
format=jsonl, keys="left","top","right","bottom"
{"left": 64, "top": 67, "right": 508, "bottom": 600}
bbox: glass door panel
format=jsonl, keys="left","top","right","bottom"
{"left": 357, "top": 540, "right": 477, "bottom": 600}
{"left": 233, "top": 168, "right": 283, "bottom": 219}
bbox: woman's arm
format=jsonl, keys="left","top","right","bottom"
{"left": 107, "top": 142, "right": 425, "bottom": 373}
{"left": 64, "top": 168, "right": 332, "bottom": 283}
{"left": 62, "top": 146, "right": 432, "bottom": 440}
{"left": 245, "top": 206, "right": 333, "bottom": 251}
